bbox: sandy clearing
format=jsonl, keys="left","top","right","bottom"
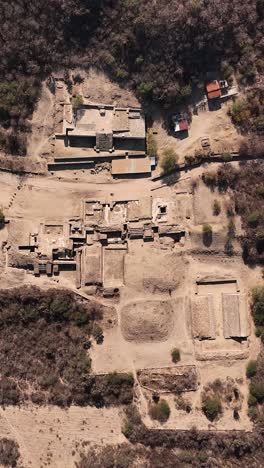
{"left": 0, "top": 406, "right": 125, "bottom": 468}
{"left": 27, "top": 82, "right": 54, "bottom": 160}
{"left": 152, "top": 103, "right": 242, "bottom": 165}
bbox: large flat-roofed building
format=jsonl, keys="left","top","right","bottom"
{"left": 53, "top": 103, "right": 149, "bottom": 177}
{"left": 56, "top": 104, "right": 146, "bottom": 157}
{"left": 111, "top": 157, "right": 151, "bottom": 177}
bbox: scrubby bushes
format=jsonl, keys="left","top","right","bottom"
{"left": 203, "top": 165, "right": 238, "bottom": 192}
{"left": 0, "top": 438, "right": 20, "bottom": 467}
{"left": 147, "top": 132, "right": 158, "bottom": 158}
{"left": 202, "top": 397, "right": 222, "bottom": 421}
{"left": 213, "top": 199, "right": 221, "bottom": 216}
{"left": 230, "top": 89, "right": 264, "bottom": 133}
{"left": 0, "top": 286, "right": 134, "bottom": 408}
{"left": 0, "top": 209, "right": 5, "bottom": 229}
{"left": 246, "top": 360, "right": 257, "bottom": 379}
{"left": 149, "top": 399, "right": 171, "bottom": 423}
{"left": 171, "top": 347, "right": 181, "bottom": 363}
{"left": 202, "top": 224, "right": 212, "bottom": 247}
{"left": 247, "top": 211, "right": 261, "bottom": 228}
{"left": 160, "top": 148, "right": 179, "bottom": 174}
{"left": 249, "top": 383, "right": 264, "bottom": 404}
{"left": 252, "top": 286, "right": 264, "bottom": 327}
{"left": 72, "top": 94, "right": 83, "bottom": 111}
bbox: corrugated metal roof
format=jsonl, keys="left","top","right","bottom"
{"left": 179, "top": 120, "right": 189, "bottom": 131}
{"left": 206, "top": 81, "right": 221, "bottom": 99}
{"left": 112, "top": 157, "right": 151, "bottom": 175}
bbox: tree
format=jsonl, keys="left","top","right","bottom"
{"left": 149, "top": 399, "right": 170, "bottom": 423}
{"left": 72, "top": 94, "right": 84, "bottom": 111}
{"left": 252, "top": 286, "right": 264, "bottom": 326}
{"left": 250, "top": 382, "right": 264, "bottom": 403}
{"left": 213, "top": 200, "right": 221, "bottom": 216}
{"left": 137, "top": 82, "right": 153, "bottom": 98}
{"left": 171, "top": 348, "right": 181, "bottom": 363}
{"left": 231, "top": 99, "right": 251, "bottom": 126}
{"left": 0, "top": 209, "right": 5, "bottom": 229}
{"left": 202, "top": 397, "right": 222, "bottom": 421}
{"left": 147, "top": 132, "right": 158, "bottom": 158}
{"left": 160, "top": 148, "right": 179, "bottom": 174}
{"left": 202, "top": 224, "right": 213, "bottom": 246}
{"left": 247, "top": 211, "right": 261, "bottom": 228}
{"left": 246, "top": 360, "right": 257, "bottom": 378}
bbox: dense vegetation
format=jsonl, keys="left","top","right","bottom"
{"left": 0, "top": 439, "right": 20, "bottom": 467}
{"left": 0, "top": 0, "right": 263, "bottom": 154}
{"left": 247, "top": 287, "right": 264, "bottom": 425}
{"left": 0, "top": 287, "right": 134, "bottom": 407}
{"left": 97, "top": 405, "right": 264, "bottom": 468}
{"left": 203, "top": 161, "right": 264, "bottom": 263}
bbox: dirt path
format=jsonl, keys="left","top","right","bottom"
{"left": 27, "top": 83, "right": 54, "bottom": 160}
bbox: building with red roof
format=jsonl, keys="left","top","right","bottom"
{"left": 206, "top": 80, "right": 221, "bottom": 99}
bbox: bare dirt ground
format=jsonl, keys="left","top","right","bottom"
{"left": 152, "top": 103, "right": 243, "bottom": 165}
{"left": 0, "top": 406, "right": 124, "bottom": 468}
{"left": 79, "top": 67, "right": 140, "bottom": 108}
{"left": 27, "top": 82, "right": 54, "bottom": 160}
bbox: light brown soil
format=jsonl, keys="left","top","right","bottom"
{"left": 152, "top": 103, "right": 242, "bottom": 166}
{"left": 121, "top": 300, "right": 174, "bottom": 343}
{"left": 0, "top": 405, "right": 124, "bottom": 468}
{"left": 80, "top": 67, "right": 140, "bottom": 108}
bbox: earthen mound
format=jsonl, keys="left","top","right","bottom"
{"left": 121, "top": 300, "right": 174, "bottom": 342}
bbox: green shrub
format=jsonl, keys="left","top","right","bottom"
{"left": 160, "top": 148, "right": 179, "bottom": 174}
{"left": 75, "top": 310, "right": 88, "bottom": 326}
{"left": 178, "top": 450, "right": 193, "bottom": 463}
{"left": 246, "top": 360, "right": 257, "bottom": 378}
{"left": 92, "top": 324, "right": 104, "bottom": 344}
{"left": 137, "top": 82, "right": 153, "bottom": 98}
{"left": 213, "top": 199, "right": 221, "bottom": 216}
{"left": 250, "top": 382, "right": 264, "bottom": 403}
{"left": 255, "top": 115, "right": 264, "bottom": 132}
{"left": 248, "top": 393, "right": 257, "bottom": 407}
{"left": 248, "top": 405, "right": 258, "bottom": 421}
{"left": 247, "top": 210, "right": 261, "bottom": 227}
{"left": 197, "top": 451, "right": 208, "bottom": 463}
{"left": 222, "top": 152, "right": 233, "bottom": 162}
{"left": 256, "top": 185, "right": 264, "bottom": 197}
{"left": 171, "top": 347, "right": 181, "bottom": 363}
{"left": 147, "top": 132, "right": 158, "bottom": 158}
{"left": 227, "top": 218, "right": 236, "bottom": 238}
{"left": 252, "top": 286, "right": 264, "bottom": 326}
{"left": 255, "top": 325, "right": 264, "bottom": 337}
{"left": 40, "top": 373, "right": 58, "bottom": 388}
{"left": 121, "top": 419, "right": 133, "bottom": 438}
{"left": 202, "top": 397, "right": 222, "bottom": 421}
{"left": 231, "top": 99, "right": 251, "bottom": 125}
{"left": 202, "top": 224, "right": 212, "bottom": 235}
{"left": 72, "top": 94, "right": 83, "bottom": 111}
{"left": 202, "top": 171, "right": 217, "bottom": 188}
{"left": 0, "top": 209, "right": 5, "bottom": 229}
{"left": 149, "top": 399, "right": 170, "bottom": 423}
{"left": 175, "top": 396, "right": 192, "bottom": 412}
{"left": 115, "top": 67, "right": 128, "bottom": 80}
{"left": 135, "top": 55, "right": 144, "bottom": 66}
{"left": 49, "top": 297, "right": 70, "bottom": 321}
{"left": 106, "top": 372, "right": 134, "bottom": 387}
{"left": 224, "top": 239, "right": 234, "bottom": 256}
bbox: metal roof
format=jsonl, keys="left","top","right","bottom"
{"left": 112, "top": 157, "right": 151, "bottom": 175}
